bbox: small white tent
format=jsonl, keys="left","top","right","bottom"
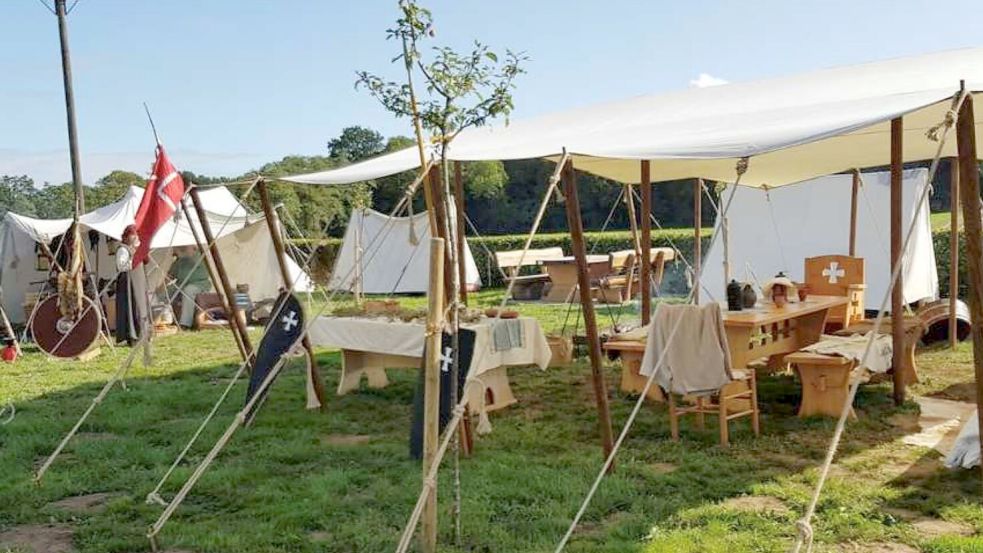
{"left": 0, "top": 186, "right": 314, "bottom": 324}
{"left": 701, "top": 168, "right": 938, "bottom": 308}
{"left": 330, "top": 207, "right": 481, "bottom": 294}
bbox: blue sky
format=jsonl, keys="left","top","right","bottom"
{"left": 2, "top": 0, "right": 982, "bottom": 185}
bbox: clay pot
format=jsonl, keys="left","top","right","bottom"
{"left": 726, "top": 280, "right": 743, "bottom": 311}
{"left": 796, "top": 283, "right": 810, "bottom": 302}
{"left": 741, "top": 284, "right": 757, "bottom": 308}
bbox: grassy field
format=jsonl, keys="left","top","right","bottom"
{"left": 1, "top": 289, "right": 982, "bottom": 552}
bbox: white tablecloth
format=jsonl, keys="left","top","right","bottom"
{"left": 308, "top": 315, "right": 552, "bottom": 376}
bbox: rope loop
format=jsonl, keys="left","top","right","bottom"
{"left": 735, "top": 156, "right": 750, "bottom": 176}
{"left": 423, "top": 476, "right": 437, "bottom": 489}
{"left": 791, "top": 518, "right": 814, "bottom": 553}
{"left": 926, "top": 109, "right": 958, "bottom": 142}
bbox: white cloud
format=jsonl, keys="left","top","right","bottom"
{"left": 689, "top": 73, "right": 729, "bottom": 88}
{"left": 0, "top": 148, "right": 268, "bottom": 186}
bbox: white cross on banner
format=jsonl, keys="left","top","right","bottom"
{"left": 822, "top": 261, "right": 845, "bottom": 284}
{"left": 439, "top": 346, "right": 453, "bottom": 373}
{"left": 282, "top": 311, "right": 299, "bottom": 331}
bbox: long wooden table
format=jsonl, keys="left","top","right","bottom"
{"left": 539, "top": 255, "right": 610, "bottom": 303}
{"left": 605, "top": 295, "right": 849, "bottom": 400}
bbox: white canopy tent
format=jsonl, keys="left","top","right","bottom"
{"left": 282, "top": 47, "right": 983, "bottom": 188}
{"left": 330, "top": 207, "right": 481, "bottom": 294}
{"left": 701, "top": 169, "right": 938, "bottom": 308}
{"left": 0, "top": 186, "right": 313, "bottom": 324}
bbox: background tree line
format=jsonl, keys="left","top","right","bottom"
{"left": 3, "top": 125, "right": 976, "bottom": 240}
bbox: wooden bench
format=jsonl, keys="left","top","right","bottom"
{"left": 784, "top": 351, "right": 856, "bottom": 418}
{"left": 595, "top": 247, "right": 676, "bottom": 304}
{"left": 494, "top": 247, "right": 564, "bottom": 300}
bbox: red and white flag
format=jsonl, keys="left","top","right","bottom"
{"left": 132, "top": 145, "right": 185, "bottom": 266}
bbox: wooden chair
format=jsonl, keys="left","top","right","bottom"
{"left": 494, "top": 247, "right": 564, "bottom": 300}
{"left": 595, "top": 247, "right": 676, "bottom": 304}
{"left": 667, "top": 369, "right": 760, "bottom": 448}
{"left": 804, "top": 255, "right": 865, "bottom": 332}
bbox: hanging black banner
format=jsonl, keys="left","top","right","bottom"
{"left": 409, "top": 328, "right": 476, "bottom": 459}
{"left": 245, "top": 292, "right": 304, "bottom": 411}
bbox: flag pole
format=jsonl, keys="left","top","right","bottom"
{"left": 143, "top": 102, "right": 161, "bottom": 147}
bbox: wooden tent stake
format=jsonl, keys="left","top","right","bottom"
{"left": 850, "top": 169, "right": 860, "bottom": 256}
{"left": 640, "top": 161, "right": 653, "bottom": 325}
{"left": 949, "top": 157, "right": 960, "bottom": 349}
{"left": 954, "top": 90, "right": 983, "bottom": 492}
{"left": 188, "top": 187, "right": 254, "bottom": 361}
{"left": 693, "top": 179, "right": 703, "bottom": 304}
{"left": 562, "top": 159, "right": 615, "bottom": 459}
{"left": 256, "top": 179, "right": 327, "bottom": 409}
{"left": 422, "top": 237, "right": 445, "bottom": 553}
{"left": 179, "top": 198, "right": 248, "bottom": 362}
{"left": 890, "top": 117, "right": 905, "bottom": 406}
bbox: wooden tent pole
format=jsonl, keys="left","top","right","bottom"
{"left": 189, "top": 187, "right": 254, "bottom": 361}
{"left": 563, "top": 159, "right": 615, "bottom": 459}
{"left": 694, "top": 179, "right": 703, "bottom": 304}
{"left": 179, "top": 198, "right": 247, "bottom": 362}
{"left": 950, "top": 158, "right": 960, "bottom": 349}
{"left": 256, "top": 179, "right": 326, "bottom": 409}
{"left": 428, "top": 166, "right": 454, "bottom": 307}
{"left": 422, "top": 237, "right": 445, "bottom": 553}
{"left": 850, "top": 169, "right": 860, "bottom": 256}
{"left": 453, "top": 161, "right": 468, "bottom": 306}
{"left": 954, "top": 90, "right": 983, "bottom": 492}
{"left": 640, "top": 161, "right": 653, "bottom": 325}
{"left": 890, "top": 117, "right": 905, "bottom": 406}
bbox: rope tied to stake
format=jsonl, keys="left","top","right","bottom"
{"left": 927, "top": 108, "right": 958, "bottom": 142}
{"left": 792, "top": 518, "right": 814, "bottom": 553}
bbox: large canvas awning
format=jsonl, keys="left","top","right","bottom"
{"left": 282, "top": 47, "right": 983, "bottom": 188}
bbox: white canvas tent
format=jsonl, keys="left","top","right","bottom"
{"left": 282, "top": 47, "right": 983, "bottom": 188}
{"left": 0, "top": 186, "right": 314, "bottom": 324}
{"left": 330, "top": 207, "right": 480, "bottom": 294}
{"left": 701, "top": 168, "right": 938, "bottom": 308}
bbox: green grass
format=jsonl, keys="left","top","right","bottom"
{"left": 1, "top": 290, "right": 982, "bottom": 552}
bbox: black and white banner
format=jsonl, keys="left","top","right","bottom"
{"left": 409, "top": 329, "right": 476, "bottom": 459}
{"left": 245, "top": 292, "right": 304, "bottom": 409}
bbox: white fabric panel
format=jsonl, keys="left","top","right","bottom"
{"left": 0, "top": 186, "right": 314, "bottom": 323}
{"left": 282, "top": 48, "right": 983, "bottom": 188}
{"left": 329, "top": 207, "right": 481, "bottom": 294}
{"left": 700, "top": 169, "right": 938, "bottom": 310}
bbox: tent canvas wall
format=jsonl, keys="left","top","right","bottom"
{"left": 330, "top": 207, "right": 481, "bottom": 294}
{"left": 700, "top": 168, "right": 938, "bottom": 309}
{"left": 0, "top": 186, "right": 313, "bottom": 324}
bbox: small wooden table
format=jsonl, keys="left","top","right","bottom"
{"left": 605, "top": 296, "right": 848, "bottom": 399}
{"left": 540, "top": 255, "right": 610, "bottom": 303}
{"left": 836, "top": 316, "right": 926, "bottom": 385}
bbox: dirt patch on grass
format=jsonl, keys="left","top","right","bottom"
{"left": 0, "top": 523, "right": 75, "bottom": 553}
{"left": 309, "top": 531, "right": 331, "bottom": 542}
{"left": 836, "top": 543, "right": 918, "bottom": 553}
{"left": 321, "top": 434, "right": 372, "bottom": 446}
{"left": 47, "top": 492, "right": 119, "bottom": 514}
{"left": 720, "top": 495, "right": 791, "bottom": 516}
{"left": 910, "top": 518, "right": 975, "bottom": 539}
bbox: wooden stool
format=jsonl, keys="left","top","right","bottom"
{"left": 784, "top": 352, "right": 856, "bottom": 418}
{"left": 836, "top": 316, "right": 925, "bottom": 385}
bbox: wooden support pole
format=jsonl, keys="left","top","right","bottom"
{"left": 453, "top": 161, "right": 468, "bottom": 306}
{"left": 640, "top": 161, "right": 653, "bottom": 325}
{"left": 563, "top": 159, "right": 615, "bottom": 459}
{"left": 180, "top": 198, "right": 248, "bottom": 363}
{"left": 890, "top": 117, "right": 905, "bottom": 406}
{"left": 422, "top": 237, "right": 445, "bottom": 553}
{"left": 189, "top": 187, "right": 254, "bottom": 362}
{"left": 54, "top": 0, "right": 85, "bottom": 215}
{"left": 950, "top": 158, "right": 960, "bottom": 349}
{"left": 694, "top": 179, "right": 703, "bottom": 304}
{"left": 850, "top": 169, "right": 860, "bottom": 257}
{"left": 256, "top": 180, "right": 326, "bottom": 409}
{"left": 428, "top": 166, "right": 454, "bottom": 307}
{"left": 954, "top": 91, "right": 983, "bottom": 492}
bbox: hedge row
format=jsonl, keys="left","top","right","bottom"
{"left": 301, "top": 227, "right": 969, "bottom": 298}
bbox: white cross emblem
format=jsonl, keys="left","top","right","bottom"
{"left": 439, "top": 346, "right": 453, "bottom": 373}
{"left": 281, "top": 310, "right": 299, "bottom": 332}
{"left": 822, "top": 261, "right": 846, "bottom": 284}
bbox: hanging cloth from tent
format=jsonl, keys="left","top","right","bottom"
{"left": 245, "top": 292, "right": 305, "bottom": 414}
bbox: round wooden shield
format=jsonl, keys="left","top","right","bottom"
{"left": 31, "top": 295, "right": 101, "bottom": 358}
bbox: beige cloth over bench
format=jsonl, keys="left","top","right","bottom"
{"left": 800, "top": 332, "right": 893, "bottom": 374}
